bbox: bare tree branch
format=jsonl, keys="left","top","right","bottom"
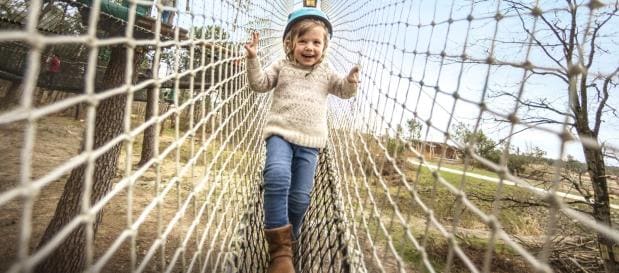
{"left": 594, "top": 66, "right": 619, "bottom": 135}
{"left": 567, "top": 0, "right": 577, "bottom": 64}
{"left": 530, "top": 68, "right": 569, "bottom": 83}
{"left": 491, "top": 90, "right": 575, "bottom": 118}
{"left": 586, "top": 6, "right": 618, "bottom": 69}
{"left": 505, "top": 1, "right": 567, "bottom": 70}
{"left": 561, "top": 172, "right": 593, "bottom": 204}
{"left": 521, "top": 117, "right": 574, "bottom": 127}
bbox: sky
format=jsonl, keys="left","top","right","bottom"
{"left": 156, "top": 0, "right": 618, "bottom": 165}
{"left": 323, "top": 0, "right": 619, "bottom": 165}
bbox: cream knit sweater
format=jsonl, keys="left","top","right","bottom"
{"left": 246, "top": 57, "right": 358, "bottom": 148}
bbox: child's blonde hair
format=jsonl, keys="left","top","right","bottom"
{"left": 283, "top": 19, "right": 330, "bottom": 64}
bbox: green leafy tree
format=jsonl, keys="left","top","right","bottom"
{"left": 406, "top": 118, "right": 423, "bottom": 142}
{"left": 387, "top": 125, "right": 405, "bottom": 156}
{"left": 156, "top": 25, "right": 234, "bottom": 79}
{"left": 453, "top": 122, "right": 501, "bottom": 166}
{"left": 506, "top": 145, "right": 548, "bottom": 176}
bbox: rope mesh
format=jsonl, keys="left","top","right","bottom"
{"left": 0, "top": 0, "right": 618, "bottom": 273}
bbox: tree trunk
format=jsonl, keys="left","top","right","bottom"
{"left": 137, "top": 88, "right": 156, "bottom": 167}
{"left": 74, "top": 103, "right": 81, "bottom": 120}
{"left": 35, "top": 46, "right": 143, "bottom": 273}
{"left": 577, "top": 128, "right": 617, "bottom": 272}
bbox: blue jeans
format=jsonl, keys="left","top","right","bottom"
{"left": 263, "top": 135, "right": 319, "bottom": 238}
{"left": 161, "top": 10, "right": 171, "bottom": 24}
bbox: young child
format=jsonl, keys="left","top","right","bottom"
{"left": 244, "top": 7, "right": 359, "bottom": 273}
{"left": 160, "top": 0, "right": 175, "bottom": 24}
{"left": 45, "top": 53, "right": 61, "bottom": 87}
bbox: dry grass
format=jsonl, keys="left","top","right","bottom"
{"left": 337, "top": 134, "right": 605, "bottom": 273}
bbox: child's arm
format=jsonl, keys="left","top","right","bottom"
{"left": 328, "top": 65, "right": 360, "bottom": 99}
{"left": 244, "top": 32, "right": 259, "bottom": 59}
{"left": 244, "top": 32, "right": 280, "bottom": 92}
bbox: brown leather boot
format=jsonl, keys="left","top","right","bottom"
{"left": 264, "top": 224, "right": 295, "bottom": 273}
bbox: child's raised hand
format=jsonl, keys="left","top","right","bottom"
{"left": 244, "top": 32, "right": 259, "bottom": 59}
{"left": 347, "top": 65, "right": 361, "bottom": 84}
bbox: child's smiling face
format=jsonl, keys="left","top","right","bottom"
{"left": 292, "top": 26, "right": 326, "bottom": 68}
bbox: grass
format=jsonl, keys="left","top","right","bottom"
{"left": 343, "top": 151, "right": 551, "bottom": 272}
{"left": 362, "top": 211, "right": 528, "bottom": 273}
{"left": 340, "top": 140, "right": 605, "bottom": 273}
{"left": 362, "top": 160, "right": 547, "bottom": 232}
{"left": 338, "top": 137, "right": 599, "bottom": 270}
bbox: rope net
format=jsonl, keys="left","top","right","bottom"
{"left": 0, "top": 0, "right": 618, "bottom": 273}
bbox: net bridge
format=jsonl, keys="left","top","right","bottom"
{"left": 0, "top": 0, "right": 618, "bottom": 273}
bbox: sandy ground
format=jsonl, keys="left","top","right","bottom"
{"left": 0, "top": 115, "right": 225, "bottom": 273}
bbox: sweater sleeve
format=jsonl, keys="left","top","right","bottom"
{"left": 246, "top": 57, "right": 281, "bottom": 93}
{"left": 328, "top": 69, "right": 358, "bottom": 99}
